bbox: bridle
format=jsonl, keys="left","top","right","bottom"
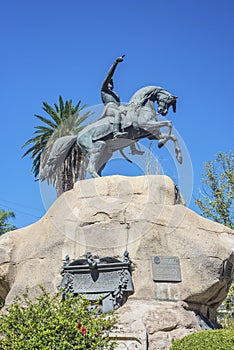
{"left": 157, "top": 92, "right": 176, "bottom": 113}
{"left": 157, "top": 93, "right": 173, "bottom": 106}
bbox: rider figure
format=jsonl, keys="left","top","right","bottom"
{"left": 101, "top": 55, "right": 127, "bottom": 139}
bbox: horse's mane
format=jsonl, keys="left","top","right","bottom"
{"left": 129, "top": 86, "right": 173, "bottom": 106}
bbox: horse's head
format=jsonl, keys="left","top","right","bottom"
{"left": 157, "top": 92, "right": 177, "bottom": 116}
{"left": 129, "top": 86, "right": 178, "bottom": 116}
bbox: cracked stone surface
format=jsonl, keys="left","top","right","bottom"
{"left": 114, "top": 300, "right": 201, "bottom": 350}
{"left": 0, "top": 175, "right": 233, "bottom": 349}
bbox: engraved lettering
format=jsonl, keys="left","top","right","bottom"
{"left": 152, "top": 256, "right": 182, "bottom": 282}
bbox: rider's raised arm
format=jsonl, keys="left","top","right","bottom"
{"left": 101, "top": 55, "right": 125, "bottom": 90}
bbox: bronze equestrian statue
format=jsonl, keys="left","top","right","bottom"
{"left": 40, "top": 56, "right": 181, "bottom": 179}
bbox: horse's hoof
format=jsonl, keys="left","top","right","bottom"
{"left": 177, "top": 154, "right": 183, "bottom": 164}
{"left": 92, "top": 173, "right": 100, "bottom": 178}
{"left": 158, "top": 140, "right": 165, "bottom": 148}
{"left": 87, "top": 167, "right": 100, "bottom": 178}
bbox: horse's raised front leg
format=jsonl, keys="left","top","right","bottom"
{"left": 141, "top": 120, "right": 172, "bottom": 139}
{"left": 157, "top": 120, "right": 172, "bottom": 136}
{"left": 158, "top": 132, "right": 183, "bottom": 164}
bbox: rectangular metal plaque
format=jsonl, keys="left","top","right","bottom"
{"left": 152, "top": 256, "right": 181, "bottom": 282}
{"left": 60, "top": 253, "right": 134, "bottom": 312}
{"left": 73, "top": 270, "right": 121, "bottom": 293}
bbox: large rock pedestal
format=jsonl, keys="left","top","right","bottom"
{"left": 0, "top": 175, "right": 234, "bottom": 350}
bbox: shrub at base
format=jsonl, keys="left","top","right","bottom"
{"left": 170, "top": 329, "right": 234, "bottom": 350}
{"left": 0, "top": 287, "right": 116, "bottom": 349}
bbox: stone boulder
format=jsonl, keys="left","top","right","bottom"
{"left": 0, "top": 175, "right": 233, "bottom": 349}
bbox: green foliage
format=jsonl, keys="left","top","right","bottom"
{"left": 0, "top": 288, "right": 117, "bottom": 349}
{"left": 22, "top": 96, "right": 90, "bottom": 180}
{"left": 195, "top": 150, "right": 234, "bottom": 229}
{"left": 195, "top": 151, "right": 234, "bottom": 325}
{"left": 223, "top": 316, "right": 234, "bottom": 329}
{"left": 170, "top": 329, "right": 234, "bottom": 350}
{"left": 0, "top": 209, "right": 17, "bottom": 235}
{"left": 221, "top": 283, "right": 234, "bottom": 314}
{"left": 22, "top": 96, "right": 91, "bottom": 196}
{"left": 218, "top": 282, "right": 234, "bottom": 328}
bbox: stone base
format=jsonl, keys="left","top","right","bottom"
{"left": 113, "top": 299, "right": 201, "bottom": 350}
{"left": 0, "top": 175, "right": 233, "bottom": 349}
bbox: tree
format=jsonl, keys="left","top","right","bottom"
{"left": 195, "top": 150, "right": 234, "bottom": 230}
{"left": 0, "top": 209, "right": 17, "bottom": 235}
{"left": 22, "top": 96, "right": 91, "bottom": 196}
{"left": 195, "top": 151, "right": 234, "bottom": 326}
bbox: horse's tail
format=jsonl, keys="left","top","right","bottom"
{"left": 40, "top": 135, "right": 87, "bottom": 182}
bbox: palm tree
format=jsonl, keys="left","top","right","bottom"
{"left": 0, "top": 210, "right": 17, "bottom": 235}
{"left": 23, "top": 96, "right": 91, "bottom": 196}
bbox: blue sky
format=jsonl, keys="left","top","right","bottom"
{"left": 0, "top": 0, "right": 233, "bottom": 228}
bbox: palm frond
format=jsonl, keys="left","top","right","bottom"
{"left": 22, "top": 135, "right": 49, "bottom": 153}
{"left": 63, "top": 101, "right": 71, "bottom": 121}
{"left": 75, "top": 111, "right": 93, "bottom": 128}
{"left": 34, "top": 115, "right": 58, "bottom": 129}
{"left": 54, "top": 103, "right": 59, "bottom": 113}
{"left": 33, "top": 125, "right": 54, "bottom": 132}
{"left": 59, "top": 96, "right": 65, "bottom": 119}
{"left": 76, "top": 102, "right": 88, "bottom": 113}
{"left": 42, "top": 102, "right": 61, "bottom": 124}
{"left": 23, "top": 96, "right": 90, "bottom": 186}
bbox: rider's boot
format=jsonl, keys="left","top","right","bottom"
{"left": 113, "top": 123, "right": 128, "bottom": 139}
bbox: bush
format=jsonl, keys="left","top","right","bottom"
{"left": 170, "top": 329, "right": 234, "bottom": 350}
{"left": 0, "top": 287, "right": 117, "bottom": 349}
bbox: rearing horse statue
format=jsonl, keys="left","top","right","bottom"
{"left": 40, "top": 85, "right": 182, "bottom": 180}
{"left": 40, "top": 56, "right": 182, "bottom": 180}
